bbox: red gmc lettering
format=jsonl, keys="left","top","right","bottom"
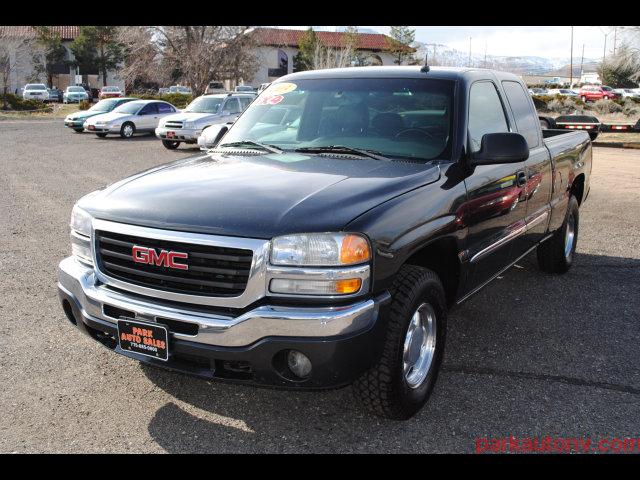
{"left": 131, "top": 246, "right": 188, "bottom": 270}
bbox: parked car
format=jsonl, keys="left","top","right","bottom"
{"left": 234, "top": 85, "right": 255, "bottom": 93}
{"left": 257, "top": 82, "right": 271, "bottom": 93}
{"left": 600, "top": 85, "right": 620, "bottom": 100}
{"left": 158, "top": 87, "right": 169, "bottom": 95}
{"left": 22, "top": 83, "right": 49, "bottom": 102}
{"left": 547, "top": 89, "right": 578, "bottom": 97}
{"left": 612, "top": 88, "right": 640, "bottom": 99}
{"left": 205, "top": 81, "right": 225, "bottom": 95}
{"left": 155, "top": 93, "right": 255, "bottom": 149}
{"left": 530, "top": 87, "right": 548, "bottom": 95}
{"left": 63, "top": 86, "right": 89, "bottom": 104}
{"left": 168, "top": 85, "right": 192, "bottom": 95}
{"left": 63, "top": 97, "right": 137, "bottom": 133}
{"left": 47, "top": 87, "right": 63, "bottom": 103}
{"left": 99, "top": 86, "right": 123, "bottom": 100}
{"left": 84, "top": 99, "right": 178, "bottom": 138}
{"left": 59, "top": 66, "right": 593, "bottom": 420}
{"left": 578, "top": 85, "right": 617, "bottom": 102}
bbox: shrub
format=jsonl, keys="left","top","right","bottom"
{"left": 591, "top": 99, "right": 623, "bottom": 115}
{"left": 546, "top": 97, "right": 585, "bottom": 115}
{"left": 78, "top": 100, "right": 91, "bottom": 110}
{"left": 130, "top": 92, "right": 193, "bottom": 109}
{"left": 0, "top": 93, "right": 52, "bottom": 111}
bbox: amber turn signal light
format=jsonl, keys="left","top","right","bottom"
{"left": 334, "top": 278, "right": 362, "bottom": 294}
{"left": 340, "top": 235, "right": 371, "bottom": 265}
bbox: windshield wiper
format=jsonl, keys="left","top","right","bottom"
{"left": 218, "top": 140, "right": 283, "bottom": 154}
{"left": 294, "top": 145, "right": 389, "bottom": 161}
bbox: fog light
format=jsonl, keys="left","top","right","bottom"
{"left": 287, "top": 350, "right": 312, "bottom": 378}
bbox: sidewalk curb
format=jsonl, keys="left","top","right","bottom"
{"left": 592, "top": 142, "right": 640, "bottom": 150}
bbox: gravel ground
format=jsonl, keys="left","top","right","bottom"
{"left": 1, "top": 121, "right": 639, "bottom": 453}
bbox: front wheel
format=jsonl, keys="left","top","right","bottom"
{"left": 353, "top": 265, "right": 447, "bottom": 420}
{"left": 96, "top": 133, "right": 108, "bottom": 138}
{"left": 537, "top": 195, "right": 579, "bottom": 274}
{"left": 581, "top": 96, "right": 587, "bottom": 102}
{"left": 120, "top": 122, "right": 135, "bottom": 139}
{"left": 73, "top": 128, "right": 83, "bottom": 133}
{"left": 162, "top": 140, "right": 180, "bottom": 149}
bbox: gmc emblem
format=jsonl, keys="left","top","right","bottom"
{"left": 132, "top": 246, "right": 188, "bottom": 270}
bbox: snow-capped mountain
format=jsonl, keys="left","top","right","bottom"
{"left": 412, "top": 42, "right": 596, "bottom": 75}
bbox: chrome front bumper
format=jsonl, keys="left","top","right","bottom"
{"left": 58, "top": 256, "right": 384, "bottom": 348}
{"left": 155, "top": 126, "right": 201, "bottom": 142}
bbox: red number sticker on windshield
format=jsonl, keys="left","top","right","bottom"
{"left": 255, "top": 94, "right": 284, "bottom": 106}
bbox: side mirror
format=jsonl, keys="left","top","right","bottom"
{"left": 470, "top": 132, "right": 529, "bottom": 165}
{"left": 200, "top": 123, "right": 229, "bottom": 149}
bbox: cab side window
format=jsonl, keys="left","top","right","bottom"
{"left": 224, "top": 98, "right": 241, "bottom": 114}
{"left": 468, "top": 81, "right": 509, "bottom": 152}
{"left": 501, "top": 80, "right": 540, "bottom": 148}
{"left": 239, "top": 97, "right": 252, "bottom": 111}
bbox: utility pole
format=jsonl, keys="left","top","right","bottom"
{"left": 599, "top": 26, "right": 610, "bottom": 65}
{"left": 613, "top": 26, "right": 617, "bottom": 55}
{"left": 579, "top": 43, "right": 585, "bottom": 84}
{"left": 569, "top": 26, "right": 574, "bottom": 88}
{"left": 433, "top": 44, "right": 437, "bottom": 66}
{"left": 468, "top": 37, "right": 472, "bottom": 67}
{"left": 484, "top": 40, "right": 488, "bottom": 68}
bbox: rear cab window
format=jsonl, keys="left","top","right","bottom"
{"left": 501, "top": 80, "right": 540, "bottom": 148}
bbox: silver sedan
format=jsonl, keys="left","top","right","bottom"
{"left": 84, "top": 100, "right": 178, "bottom": 138}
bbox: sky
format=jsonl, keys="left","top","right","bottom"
{"left": 280, "top": 26, "right": 632, "bottom": 61}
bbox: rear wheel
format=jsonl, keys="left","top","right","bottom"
{"left": 120, "top": 122, "right": 135, "bottom": 139}
{"left": 353, "top": 265, "right": 446, "bottom": 420}
{"left": 162, "top": 140, "right": 180, "bottom": 149}
{"left": 73, "top": 128, "right": 83, "bottom": 133}
{"left": 537, "top": 195, "right": 579, "bottom": 274}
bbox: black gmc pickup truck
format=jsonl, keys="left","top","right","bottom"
{"left": 58, "top": 66, "right": 592, "bottom": 420}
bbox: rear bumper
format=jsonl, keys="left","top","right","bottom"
{"left": 57, "top": 256, "right": 390, "bottom": 388}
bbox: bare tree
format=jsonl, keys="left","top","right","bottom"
{"left": 0, "top": 30, "right": 32, "bottom": 108}
{"left": 311, "top": 29, "right": 359, "bottom": 70}
{"left": 117, "top": 26, "right": 162, "bottom": 92}
{"left": 151, "top": 26, "right": 258, "bottom": 95}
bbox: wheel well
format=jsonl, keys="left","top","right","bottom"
{"left": 571, "top": 173, "right": 585, "bottom": 205}
{"left": 404, "top": 238, "right": 460, "bottom": 306}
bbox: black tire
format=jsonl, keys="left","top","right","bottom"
{"left": 96, "top": 133, "right": 108, "bottom": 138}
{"left": 73, "top": 128, "right": 84, "bottom": 133}
{"left": 120, "top": 122, "right": 135, "bottom": 139}
{"left": 162, "top": 140, "right": 180, "bottom": 149}
{"left": 537, "top": 195, "right": 579, "bottom": 274}
{"left": 589, "top": 131, "right": 599, "bottom": 141}
{"left": 353, "top": 265, "right": 447, "bottom": 420}
{"left": 581, "top": 95, "right": 587, "bottom": 102}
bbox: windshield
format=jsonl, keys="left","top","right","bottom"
{"left": 220, "top": 77, "right": 454, "bottom": 161}
{"left": 185, "top": 96, "right": 223, "bottom": 113}
{"left": 26, "top": 84, "right": 47, "bottom": 90}
{"left": 102, "top": 86, "right": 120, "bottom": 92}
{"left": 113, "top": 102, "right": 143, "bottom": 114}
{"left": 68, "top": 86, "right": 85, "bottom": 92}
{"left": 90, "top": 98, "right": 126, "bottom": 112}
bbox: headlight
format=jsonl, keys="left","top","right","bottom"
{"left": 70, "top": 205, "right": 93, "bottom": 265}
{"left": 184, "top": 122, "right": 196, "bottom": 129}
{"left": 270, "top": 233, "right": 371, "bottom": 267}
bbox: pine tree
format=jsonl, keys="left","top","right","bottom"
{"left": 387, "top": 26, "right": 415, "bottom": 65}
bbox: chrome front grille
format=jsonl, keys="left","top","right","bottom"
{"left": 96, "top": 230, "right": 253, "bottom": 297}
{"left": 164, "top": 121, "right": 184, "bottom": 129}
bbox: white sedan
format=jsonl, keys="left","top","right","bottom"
{"left": 613, "top": 88, "right": 640, "bottom": 99}
{"left": 84, "top": 100, "right": 178, "bottom": 138}
{"left": 22, "top": 83, "right": 49, "bottom": 101}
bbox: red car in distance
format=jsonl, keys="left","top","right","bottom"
{"left": 579, "top": 85, "right": 618, "bottom": 102}
{"left": 99, "top": 86, "right": 123, "bottom": 100}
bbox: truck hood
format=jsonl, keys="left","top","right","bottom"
{"left": 161, "top": 112, "right": 220, "bottom": 125}
{"left": 79, "top": 152, "right": 441, "bottom": 239}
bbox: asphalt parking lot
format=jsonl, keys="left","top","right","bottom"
{"left": 1, "top": 120, "right": 639, "bottom": 453}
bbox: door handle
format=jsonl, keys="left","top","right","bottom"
{"left": 516, "top": 171, "right": 527, "bottom": 187}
